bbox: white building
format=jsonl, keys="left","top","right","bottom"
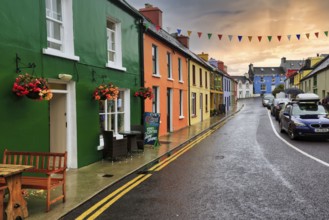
{"left": 232, "top": 75, "right": 253, "bottom": 99}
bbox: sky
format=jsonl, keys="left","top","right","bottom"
{"left": 126, "top": 0, "right": 329, "bottom": 76}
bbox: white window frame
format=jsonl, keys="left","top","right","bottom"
{"left": 152, "top": 45, "right": 160, "bottom": 77}
{"left": 106, "top": 17, "right": 126, "bottom": 71}
{"left": 192, "top": 92, "right": 196, "bottom": 116}
{"left": 99, "top": 89, "right": 130, "bottom": 137}
{"left": 261, "top": 84, "right": 266, "bottom": 91}
{"left": 152, "top": 86, "right": 160, "bottom": 113}
{"left": 179, "top": 90, "right": 184, "bottom": 119}
{"left": 43, "top": 0, "right": 79, "bottom": 61}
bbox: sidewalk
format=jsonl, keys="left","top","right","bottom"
{"left": 25, "top": 103, "right": 243, "bottom": 220}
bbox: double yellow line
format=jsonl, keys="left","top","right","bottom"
{"left": 76, "top": 121, "right": 226, "bottom": 220}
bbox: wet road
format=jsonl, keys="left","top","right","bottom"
{"left": 64, "top": 98, "right": 329, "bottom": 220}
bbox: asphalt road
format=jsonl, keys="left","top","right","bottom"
{"left": 63, "top": 98, "right": 329, "bottom": 220}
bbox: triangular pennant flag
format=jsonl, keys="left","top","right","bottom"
{"left": 187, "top": 30, "right": 192, "bottom": 37}
{"left": 287, "top": 35, "right": 291, "bottom": 41}
{"left": 238, "top": 35, "right": 243, "bottom": 42}
{"left": 267, "top": 36, "right": 272, "bottom": 42}
{"left": 144, "top": 22, "right": 150, "bottom": 30}
{"left": 258, "top": 36, "right": 262, "bottom": 42}
{"left": 306, "top": 33, "right": 310, "bottom": 39}
{"left": 325, "top": 31, "right": 328, "bottom": 37}
{"left": 315, "top": 32, "right": 319, "bottom": 38}
{"left": 296, "top": 34, "right": 301, "bottom": 40}
{"left": 155, "top": 25, "right": 161, "bottom": 31}
{"left": 228, "top": 35, "right": 233, "bottom": 41}
{"left": 248, "top": 36, "right": 252, "bottom": 42}
{"left": 177, "top": 29, "right": 182, "bottom": 35}
{"left": 218, "top": 34, "right": 223, "bottom": 40}
{"left": 207, "top": 33, "right": 212, "bottom": 39}
{"left": 277, "top": 36, "right": 282, "bottom": 41}
{"left": 197, "top": 32, "right": 202, "bottom": 38}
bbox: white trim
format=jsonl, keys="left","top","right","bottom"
{"left": 105, "top": 63, "right": 127, "bottom": 71}
{"left": 43, "top": 48, "right": 80, "bottom": 61}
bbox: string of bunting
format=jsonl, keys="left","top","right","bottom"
{"left": 143, "top": 22, "right": 328, "bottom": 42}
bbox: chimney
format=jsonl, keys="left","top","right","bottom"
{"left": 176, "top": 35, "right": 189, "bottom": 48}
{"left": 139, "top": 4, "right": 163, "bottom": 28}
{"left": 218, "top": 61, "right": 225, "bottom": 71}
{"left": 281, "top": 57, "right": 286, "bottom": 64}
{"left": 198, "top": 52, "right": 209, "bottom": 61}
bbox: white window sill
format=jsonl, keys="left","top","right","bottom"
{"left": 168, "top": 78, "right": 174, "bottom": 81}
{"left": 179, "top": 116, "right": 185, "bottom": 119}
{"left": 153, "top": 74, "right": 161, "bottom": 78}
{"left": 179, "top": 80, "right": 184, "bottom": 84}
{"left": 43, "top": 48, "right": 80, "bottom": 61}
{"left": 106, "top": 63, "right": 127, "bottom": 72}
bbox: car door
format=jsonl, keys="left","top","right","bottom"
{"left": 281, "top": 105, "right": 292, "bottom": 131}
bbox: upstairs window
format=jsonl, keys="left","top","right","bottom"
{"left": 205, "top": 71, "right": 208, "bottom": 88}
{"left": 178, "top": 58, "right": 183, "bottom": 82}
{"left": 199, "top": 68, "right": 203, "bottom": 87}
{"left": 167, "top": 52, "right": 172, "bottom": 79}
{"left": 106, "top": 18, "right": 126, "bottom": 71}
{"left": 44, "top": 0, "right": 79, "bottom": 60}
{"left": 192, "top": 65, "right": 196, "bottom": 85}
{"left": 152, "top": 45, "right": 159, "bottom": 76}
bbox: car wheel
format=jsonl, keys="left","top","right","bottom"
{"left": 288, "top": 127, "right": 297, "bottom": 140}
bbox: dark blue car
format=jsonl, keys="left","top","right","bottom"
{"left": 279, "top": 94, "right": 329, "bottom": 140}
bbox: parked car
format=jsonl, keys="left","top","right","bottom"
{"left": 276, "top": 102, "right": 287, "bottom": 122}
{"left": 270, "top": 98, "right": 290, "bottom": 118}
{"left": 262, "top": 94, "right": 274, "bottom": 108}
{"left": 279, "top": 93, "right": 329, "bottom": 140}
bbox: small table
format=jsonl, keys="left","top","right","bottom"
{"left": 119, "top": 131, "right": 141, "bottom": 153}
{"left": 0, "top": 164, "right": 32, "bottom": 220}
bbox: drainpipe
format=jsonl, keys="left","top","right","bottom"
{"left": 139, "top": 18, "right": 145, "bottom": 125}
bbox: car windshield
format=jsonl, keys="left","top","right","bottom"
{"left": 292, "top": 103, "right": 328, "bottom": 116}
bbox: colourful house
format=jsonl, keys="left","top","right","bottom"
{"left": 0, "top": 0, "right": 143, "bottom": 168}
{"left": 138, "top": 4, "right": 189, "bottom": 136}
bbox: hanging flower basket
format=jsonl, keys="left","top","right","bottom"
{"left": 134, "top": 87, "right": 153, "bottom": 100}
{"left": 12, "top": 73, "right": 53, "bottom": 101}
{"left": 93, "top": 83, "right": 119, "bottom": 101}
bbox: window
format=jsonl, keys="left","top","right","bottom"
{"left": 99, "top": 90, "right": 127, "bottom": 135}
{"left": 205, "top": 71, "right": 208, "bottom": 88}
{"left": 191, "top": 92, "right": 196, "bottom": 116}
{"left": 260, "top": 76, "right": 264, "bottom": 82}
{"left": 106, "top": 18, "right": 125, "bottom": 71}
{"left": 313, "top": 75, "right": 317, "bottom": 87}
{"left": 178, "top": 58, "right": 183, "bottom": 82}
{"left": 152, "top": 86, "right": 159, "bottom": 113}
{"left": 44, "top": 0, "right": 79, "bottom": 60}
{"left": 239, "top": 82, "right": 242, "bottom": 89}
{"left": 167, "top": 52, "right": 172, "bottom": 79}
{"left": 199, "top": 68, "right": 203, "bottom": 87}
{"left": 246, "top": 82, "right": 249, "bottom": 89}
{"left": 179, "top": 90, "right": 184, "bottom": 118}
{"left": 192, "top": 65, "right": 196, "bottom": 85}
{"left": 272, "top": 76, "right": 275, "bottom": 83}
{"left": 261, "top": 84, "right": 266, "bottom": 91}
{"left": 152, "top": 45, "right": 158, "bottom": 75}
{"left": 205, "top": 94, "right": 208, "bottom": 112}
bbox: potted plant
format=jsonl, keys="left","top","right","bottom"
{"left": 93, "top": 82, "right": 119, "bottom": 101}
{"left": 12, "top": 73, "right": 53, "bottom": 100}
{"left": 134, "top": 87, "right": 153, "bottom": 100}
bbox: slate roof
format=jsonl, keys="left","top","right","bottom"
{"left": 280, "top": 59, "right": 304, "bottom": 72}
{"left": 301, "top": 55, "right": 329, "bottom": 81}
{"left": 231, "top": 75, "right": 251, "bottom": 84}
{"left": 253, "top": 67, "right": 285, "bottom": 75}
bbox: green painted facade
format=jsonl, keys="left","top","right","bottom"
{"left": 0, "top": 0, "right": 143, "bottom": 168}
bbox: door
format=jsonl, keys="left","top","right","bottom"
{"left": 49, "top": 93, "right": 67, "bottom": 153}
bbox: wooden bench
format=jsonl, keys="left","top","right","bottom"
{"left": 0, "top": 149, "right": 67, "bottom": 212}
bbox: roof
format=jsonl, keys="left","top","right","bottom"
{"left": 231, "top": 75, "right": 251, "bottom": 84}
{"left": 280, "top": 60, "right": 304, "bottom": 72}
{"left": 253, "top": 67, "right": 285, "bottom": 76}
{"left": 301, "top": 55, "right": 329, "bottom": 81}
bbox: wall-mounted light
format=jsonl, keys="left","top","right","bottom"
{"left": 58, "top": 73, "right": 72, "bottom": 81}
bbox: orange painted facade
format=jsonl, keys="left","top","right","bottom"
{"left": 143, "top": 34, "right": 189, "bottom": 136}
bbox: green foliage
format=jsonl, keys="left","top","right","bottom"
{"left": 272, "top": 84, "right": 284, "bottom": 96}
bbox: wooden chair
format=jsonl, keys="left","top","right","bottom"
{"left": 131, "top": 125, "right": 145, "bottom": 151}
{"left": 102, "top": 130, "right": 128, "bottom": 160}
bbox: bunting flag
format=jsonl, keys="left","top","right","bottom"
{"left": 267, "top": 36, "right": 272, "bottom": 42}
{"left": 238, "top": 35, "right": 243, "bottom": 42}
{"left": 248, "top": 36, "right": 252, "bottom": 42}
{"left": 228, "top": 35, "right": 233, "bottom": 41}
{"left": 258, "top": 36, "right": 262, "bottom": 42}
{"left": 325, "top": 31, "right": 328, "bottom": 37}
{"left": 144, "top": 22, "right": 149, "bottom": 30}
{"left": 155, "top": 25, "right": 161, "bottom": 31}
{"left": 207, "top": 33, "right": 212, "bottom": 39}
{"left": 197, "top": 32, "right": 202, "bottom": 38}
{"left": 187, "top": 30, "right": 192, "bottom": 37}
{"left": 296, "top": 34, "right": 301, "bottom": 40}
{"left": 287, "top": 35, "right": 291, "bottom": 41}
{"left": 315, "top": 32, "right": 319, "bottom": 38}
{"left": 218, "top": 34, "right": 223, "bottom": 40}
{"left": 277, "top": 35, "right": 282, "bottom": 41}
{"left": 305, "top": 33, "right": 310, "bottom": 39}
{"left": 177, "top": 29, "right": 182, "bottom": 35}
